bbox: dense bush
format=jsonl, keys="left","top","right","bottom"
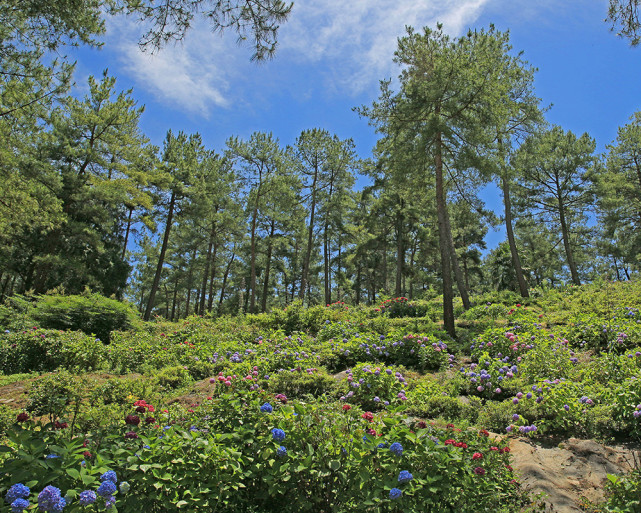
{"left": 0, "top": 328, "right": 107, "bottom": 373}
{"left": 0, "top": 389, "right": 535, "bottom": 513}
{"left": 29, "top": 293, "right": 140, "bottom": 342}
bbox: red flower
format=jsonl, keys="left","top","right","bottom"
{"left": 145, "top": 416, "right": 156, "bottom": 424}
{"left": 417, "top": 421, "right": 427, "bottom": 429}
{"left": 505, "top": 464, "right": 513, "bottom": 471}
{"left": 446, "top": 423, "right": 455, "bottom": 429}
{"left": 54, "top": 421, "right": 68, "bottom": 429}
{"left": 499, "top": 447, "right": 511, "bottom": 454}
{"left": 490, "top": 446, "right": 499, "bottom": 451}
{"left": 473, "top": 467, "right": 486, "bottom": 476}
{"left": 361, "top": 412, "right": 374, "bottom": 422}
{"left": 342, "top": 404, "right": 351, "bottom": 411}
{"left": 16, "top": 412, "right": 28, "bottom": 423}
{"left": 454, "top": 442, "right": 468, "bottom": 449}
{"left": 444, "top": 439, "right": 456, "bottom": 445}
{"left": 124, "top": 431, "right": 138, "bottom": 439}
{"left": 478, "top": 429, "right": 489, "bottom": 437}
{"left": 83, "top": 451, "right": 92, "bottom": 459}
{"left": 472, "top": 452, "right": 483, "bottom": 460}
{"left": 125, "top": 415, "right": 140, "bottom": 426}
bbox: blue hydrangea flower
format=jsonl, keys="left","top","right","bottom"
{"left": 276, "top": 446, "right": 287, "bottom": 458}
{"left": 389, "top": 442, "right": 403, "bottom": 457}
{"left": 45, "top": 454, "right": 59, "bottom": 459}
{"left": 104, "top": 495, "right": 116, "bottom": 509}
{"left": 100, "top": 470, "right": 117, "bottom": 483}
{"left": 10, "top": 498, "right": 29, "bottom": 512}
{"left": 389, "top": 488, "right": 402, "bottom": 500}
{"left": 119, "top": 482, "right": 130, "bottom": 494}
{"left": 398, "top": 470, "right": 413, "bottom": 483}
{"left": 51, "top": 497, "right": 66, "bottom": 513}
{"left": 6, "top": 483, "right": 30, "bottom": 503}
{"left": 78, "top": 490, "right": 96, "bottom": 506}
{"left": 38, "top": 486, "right": 62, "bottom": 512}
{"left": 97, "top": 481, "right": 117, "bottom": 498}
{"left": 377, "top": 442, "right": 387, "bottom": 449}
{"left": 271, "top": 428, "right": 286, "bottom": 442}
{"left": 260, "top": 403, "right": 273, "bottom": 413}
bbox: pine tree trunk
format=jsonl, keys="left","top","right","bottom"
{"left": 434, "top": 125, "right": 455, "bottom": 338}
{"left": 144, "top": 190, "right": 176, "bottom": 321}
{"left": 445, "top": 208, "right": 470, "bottom": 310}
{"left": 199, "top": 235, "right": 214, "bottom": 314}
{"left": 122, "top": 206, "right": 133, "bottom": 260}
{"left": 557, "top": 195, "right": 581, "bottom": 285}
{"left": 501, "top": 174, "right": 529, "bottom": 297}
{"left": 324, "top": 218, "right": 331, "bottom": 305}
{"left": 218, "top": 250, "right": 235, "bottom": 313}
{"left": 261, "top": 221, "right": 276, "bottom": 312}
{"left": 300, "top": 165, "right": 319, "bottom": 302}
{"left": 395, "top": 208, "right": 405, "bottom": 297}
{"left": 207, "top": 241, "right": 218, "bottom": 312}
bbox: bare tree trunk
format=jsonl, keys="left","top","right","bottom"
{"left": 207, "top": 241, "right": 218, "bottom": 312}
{"left": 557, "top": 194, "right": 581, "bottom": 285}
{"left": 501, "top": 173, "right": 530, "bottom": 297}
{"left": 300, "top": 165, "right": 319, "bottom": 302}
{"left": 261, "top": 221, "right": 276, "bottom": 312}
{"left": 434, "top": 123, "right": 455, "bottom": 338}
{"left": 122, "top": 206, "right": 134, "bottom": 260}
{"left": 144, "top": 190, "right": 176, "bottom": 321}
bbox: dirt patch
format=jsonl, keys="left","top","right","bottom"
{"left": 506, "top": 436, "right": 640, "bottom": 512}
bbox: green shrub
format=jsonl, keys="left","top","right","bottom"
{"left": 267, "top": 368, "right": 338, "bottom": 399}
{"left": 25, "top": 371, "right": 82, "bottom": 422}
{"left": 0, "top": 329, "right": 107, "bottom": 373}
{"left": 30, "top": 293, "right": 140, "bottom": 342}
{"left": 154, "top": 365, "right": 192, "bottom": 391}
{"left": 604, "top": 469, "right": 641, "bottom": 512}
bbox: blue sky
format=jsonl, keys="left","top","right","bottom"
{"left": 69, "top": 0, "right": 641, "bottom": 250}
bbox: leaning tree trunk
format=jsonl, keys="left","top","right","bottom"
{"left": 558, "top": 196, "right": 581, "bottom": 285}
{"left": 434, "top": 125, "right": 455, "bottom": 338}
{"left": 299, "top": 165, "right": 319, "bottom": 303}
{"left": 144, "top": 190, "right": 176, "bottom": 321}
{"left": 444, "top": 207, "right": 470, "bottom": 310}
{"left": 261, "top": 221, "right": 276, "bottom": 312}
{"left": 501, "top": 174, "right": 529, "bottom": 297}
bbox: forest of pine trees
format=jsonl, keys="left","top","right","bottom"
{"left": 1, "top": 1, "right": 640, "bottom": 326}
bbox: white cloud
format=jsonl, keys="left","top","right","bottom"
{"left": 279, "top": 0, "right": 493, "bottom": 93}
{"left": 106, "top": 17, "right": 238, "bottom": 117}
{"left": 105, "top": 0, "right": 493, "bottom": 116}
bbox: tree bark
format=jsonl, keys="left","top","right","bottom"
{"left": 299, "top": 163, "right": 319, "bottom": 302}
{"left": 199, "top": 235, "right": 214, "bottom": 314}
{"left": 501, "top": 173, "right": 529, "bottom": 297}
{"left": 144, "top": 190, "right": 176, "bottom": 320}
{"left": 122, "top": 206, "right": 133, "bottom": 260}
{"left": 445, "top": 207, "right": 470, "bottom": 310}
{"left": 261, "top": 221, "right": 276, "bottom": 312}
{"left": 434, "top": 125, "right": 455, "bottom": 338}
{"left": 207, "top": 241, "right": 218, "bottom": 312}
{"left": 557, "top": 193, "right": 581, "bottom": 285}
{"left": 395, "top": 208, "right": 405, "bottom": 297}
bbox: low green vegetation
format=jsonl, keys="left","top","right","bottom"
{"left": 0, "top": 281, "right": 639, "bottom": 511}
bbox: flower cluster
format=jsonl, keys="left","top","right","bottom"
{"left": 38, "top": 486, "right": 65, "bottom": 512}
{"left": 6, "top": 483, "right": 30, "bottom": 512}
{"left": 389, "top": 442, "right": 403, "bottom": 457}
{"left": 260, "top": 402, "right": 273, "bottom": 413}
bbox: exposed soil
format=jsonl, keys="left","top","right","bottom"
{"left": 507, "top": 436, "right": 640, "bottom": 512}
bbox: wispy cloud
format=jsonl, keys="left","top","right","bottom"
{"left": 279, "top": 0, "right": 493, "bottom": 93}
{"left": 106, "top": 18, "right": 237, "bottom": 117}
{"left": 106, "top": 0, "right": 493, "bottom": 116}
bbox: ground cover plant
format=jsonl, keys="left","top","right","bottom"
{"left": 0, "top": 281, "right": 639, "bottom": 511}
